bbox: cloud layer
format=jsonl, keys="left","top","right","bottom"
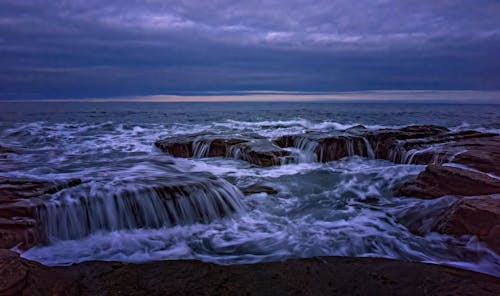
{"left": 1, "top": 0, "right": 500, "bottom": 99}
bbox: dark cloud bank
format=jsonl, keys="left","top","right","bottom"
{"left": 1, "top": 0, "right": 499, "bottom": 99}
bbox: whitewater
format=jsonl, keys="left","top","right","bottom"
{"left": 1, "top": 101, "right": 499, "bottom": 276}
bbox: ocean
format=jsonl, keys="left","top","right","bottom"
{"left": 1, "top": 101, "right": 499, "bottom": 275}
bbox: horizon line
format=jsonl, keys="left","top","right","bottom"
{"left": 1, "top": 90, "right": 499, "bottom": 103}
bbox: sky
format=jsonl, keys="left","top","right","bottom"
{"left": 1, "top": 0, "right": 500, "bottom": 100}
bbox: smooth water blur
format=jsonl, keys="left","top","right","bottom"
{"left": 1, "top": 102, "right": 499, "bottom": 276}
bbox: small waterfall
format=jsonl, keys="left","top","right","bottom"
{"left": 447, "top": 149, "right": 468, "bottom": 163}
{"left": 404, "top": 146, "right": 437, "bottom": 164}
{"left": 403, "top": 149, "right": 419, "bottom": 164}
{"left": 362, "top": 137, "right": 375, "bottom": 159}
{"left": 226, "top": 145, "right": 242, "bottom": 159}
{"left": 36, "top": 179, "right": 245, "bottom": 241}
{"left": 388, "top": 141, "right": 407, "bottom": 163}
{"left": 345, "top": 139, "right": 355, "bottom": 157}
{"left": 293, "top": 137, "right": 318, "bottom": 162}
{"left": 192, "top": 138, "right": 212, "bottom": 158}
{"left": 389, "top": 143, "right": 446, "bottom": 165}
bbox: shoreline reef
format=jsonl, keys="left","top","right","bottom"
{"left": 1, "top": 124, "right": 499, "bottom": 294}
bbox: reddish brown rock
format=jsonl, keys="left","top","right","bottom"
{"left": 434, "top": 195, "right": 500, "bottom": 253}
{"left": 0, "top": 249, "right": 28, "bottom": 295}
{"left": 366, "top": 125, "right": 449, "bottom": 160}
{"left": 394, "top": 134, "right": 500, "bottom": 168}
{"left": 274, "top": 133, "right": 373, "bottom": 162}
{"left": 398, "top": 165, "right": 500, "bottom": 199}
{"left": 160, "top": 127, "right": 499, "bottom": 170}
{"left": 1, "top": 249, "right": 499, "bottom": 295}
{"left": 0, "top": 177, "right": 81, "bottom": 249}
{"left": 276, "top": 125, "right": 497, "bottom": 164}
{"left": 235, "top": 139, "right": 290, "bottom": 166}
{"left": 451, "top": 136, "right": 500, "bottom": 176}
{"left": 155, "top": 135, "right": 288, "bottom": 166}
{"left": 154, "top": 134, "right": 198, "bottom": 157}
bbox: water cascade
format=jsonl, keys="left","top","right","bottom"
{"left": 36, "top": 178, "right": 245, "bottom": 241}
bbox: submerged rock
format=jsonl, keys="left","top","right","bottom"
{"left": 2, "top": 250, "right": 499, "bottom": 295}
{"left": 0, "top": 146, "right": 15, "bottom": 158}
{"left": 0, "top": 177, "right": 82, "bottom": 249}
{"left": 240, "top": 184, "right": 279, "bottom": 195}
{"left": 434, "top": 195, "right": 500, "bottom": 254}
{"left": 397, "top": 165, "right": 500, "bottom": 199}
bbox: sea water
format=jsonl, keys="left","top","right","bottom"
{"left": 1, "top": 101, "right": 499, "bottom": 276}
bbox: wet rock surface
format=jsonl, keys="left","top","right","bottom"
{"left": 0, "top": 178, "right": 82, "bottom": 249}
{"left": 397, "top": 165, "right": 500, "bottom": 199}
{"left": 155, "top": 135, "right": 288, "bottom": 166}
{"left": 156, "top": 126, "right": 499, "bottom": 169}
{"left": 434, "top": 195, "right": 500, "bottom": 254}
{"left": 451, "top": 137, "right": 500, "bottom": 176}
{"left": 240, "top": 184, "right": 279, "bottom": 195}
{"left": 154, "top": 134, "right": 200, "bottom": 158}
{"left": 3, "top": 124, "right": 500, "bottom": 292}
{"left": 1, "top": 250, "right": 499, "bottom": 296}
{"left": 234, "top": 139, "right": 290, "bottom": 166}
{"left": 273, "top": 125, "right": 500, "bottom": 166}
{"left": 0, "top": 146, "right": 15, "bottom": 157}
{"left": 392, "top": 132, "right": 500, "bottom": 252}
{"left": 272, "top": 125, "right": 500, "bottom": 252}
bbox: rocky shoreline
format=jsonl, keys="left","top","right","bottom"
{"left": 1, "top": 249, "right": 499, "bottom": 295}
{"left": 1, "top": 124, "right": 499, "bottom": 293}
{"left": 154, "top": 124, "right": 500, "bottom": 254}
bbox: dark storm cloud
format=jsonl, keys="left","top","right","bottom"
{"left": 1, "top": 0, "right": 500, "bottom": 98}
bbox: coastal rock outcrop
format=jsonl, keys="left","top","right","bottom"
{"left": 275, "top": 132, "right": 374, "bottom": 162}
{"left": 0, "top": 249, "right": 29, "bottom": 295}
{"left": 1, "top": 250, "right": 499, "bottom": 296}
{"left": 397, "top": 165, "right": 500, "bottom": 199}
{"left": 155, "top": 135, "right": 289, "bottom": 166}
{"left": 273, "top": 125, "right": 500, "bottom": 253}
{"left": 451, "top": 136, "right": 500, "bottom": 176}
{"left": 0, "top": 177, "right": 82, "bottom": 249}
{"left": 131, "top": 126, "right": 500, "bottom": 257}
{"left": 433, "top": 195, "right": 500, "bottom": 253}
{"left": 275, "top": 125, "right": 499, "bottom": 165}
{"left": 393, "top": 132, "right": 500, "bottom": 252}
{"left": 156, "top": 126, "right": 499, "bottom": 169}
{"left": 234, "top": 139, "right": 289, "bottom": 166}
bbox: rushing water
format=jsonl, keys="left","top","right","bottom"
{"left": 1, "top": 102, "right": 499, "bottom": 276}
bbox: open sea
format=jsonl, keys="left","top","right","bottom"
{"left": 1, "top": 101, "right": 499, "bottom": 276}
